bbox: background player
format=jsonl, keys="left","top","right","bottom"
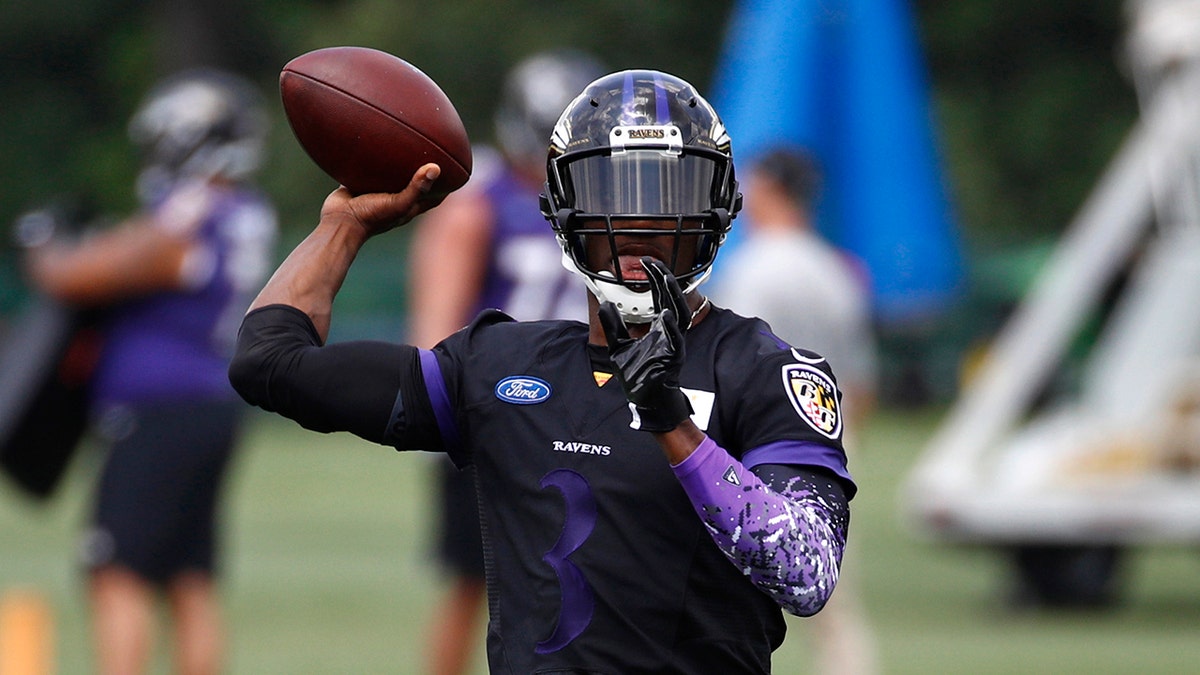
{"left": 713, "top": 146, "right": 880, "bottom": 675}
{"left": 230, "top": 69, "right": 853, "bottom": 673}
{"left": 20, "top": 69, "right": 277, "bottom": 675}
{"left": 406, "top": 49, "right": 605, "bottom": 675}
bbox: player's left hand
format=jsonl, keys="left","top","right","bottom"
{"left": 598, "top": 257, "right": 693, "bottom": 432}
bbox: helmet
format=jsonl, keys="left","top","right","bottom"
{"left": 541, "top": 70, "right": 741, "bottom": 322}
{"left": 494, "top": 49, "right": 606, "bottom": 173}
{"left": 128, "top": 68, "right": 267, "bottom": 199}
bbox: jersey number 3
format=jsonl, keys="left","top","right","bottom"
{"left": 535, "top": 469, "right": 597, "bottom": 654}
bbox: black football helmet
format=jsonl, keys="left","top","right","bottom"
{"left": 128, "top": 68, "right": 267, "bottom": 201}
{"left": 541, "top": 70, "right": 741, "bottom": 322}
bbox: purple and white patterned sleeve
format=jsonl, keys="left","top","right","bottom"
{"left": 672, "top": 435, "right": 849, "bottom": 617}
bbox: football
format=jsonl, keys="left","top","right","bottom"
{"left": 279, "top": 46, "right": 472, "bottom": 196}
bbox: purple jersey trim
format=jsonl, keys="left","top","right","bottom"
{"left": 743, "top": 440, "right": 855, "bottom": 493}
{"left": 419, "top": 349, "right": 460, "bottom": 450}
{"left": 672, "top": 436, "right": 845, "bottom": 617}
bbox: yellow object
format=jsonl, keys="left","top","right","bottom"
{"left": 0, "top": 589, "right": 53, "bottom": 675}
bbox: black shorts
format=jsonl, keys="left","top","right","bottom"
{"left": 433, "top": 456, "right": 485, "bottom": 580}
{"left": 81, "top": 398, "right": 242, "bottom": 585}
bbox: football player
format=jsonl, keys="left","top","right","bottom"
{"left": 230, "top": 70, "right": 853, "bottom": 674}
{"left": 22, "top": 69, "right": 277, "bottom": 675}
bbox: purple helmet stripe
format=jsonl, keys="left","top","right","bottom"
{"left": 653, "top": 71, "right": 669, "bottom": 123}
{"left": 620, "top": 71, "right": 637, "bottom": 124}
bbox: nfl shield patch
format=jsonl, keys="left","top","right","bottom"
{"left": 781, "top": 363, "right": 842, "bottom": 439}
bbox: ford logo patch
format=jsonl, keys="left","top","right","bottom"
{"left": 495, "top": 376, "right": 552, "bottom": 405}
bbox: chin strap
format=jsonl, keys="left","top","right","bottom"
{"left": 591, "top": 272, "right": 657, "bottom": 323}
{"left": 563, "top": 250, "right": 712, "bottom": 324}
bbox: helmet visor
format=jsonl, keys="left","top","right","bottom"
{"left": 566, "top": 149, "right": 718, "bottom": 215}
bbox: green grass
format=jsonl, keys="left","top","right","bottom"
{"left": 3, "top": 407, "right": 1200, "bottom": 673}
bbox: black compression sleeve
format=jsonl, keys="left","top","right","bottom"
{"left": 229, "top": 304, "right": 417, "bottom": 444}
{"left": 750, "top": 463, "right": 850, "bottom": 510}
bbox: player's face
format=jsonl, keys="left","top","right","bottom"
{"left": 580, "top": 218, "right": 701, "bottom": 284}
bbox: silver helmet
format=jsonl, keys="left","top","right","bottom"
{"left": 494, "top": 49, "right": 606, "bottom": 173}
{"left": 128, "top": 69, "right": 267, "bottom": 199}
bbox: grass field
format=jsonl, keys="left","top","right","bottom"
{"left": 4, "top": 406, "right": 1200, "bottom": 673}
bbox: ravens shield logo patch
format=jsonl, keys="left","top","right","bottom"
{"left": 781, "top": 363, "right": 842, "bottom": 439}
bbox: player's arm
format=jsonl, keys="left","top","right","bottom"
{"left": 26, "top": 224, "right": 186, "bottom": 306}
{"left": 229, "top": 305, "right": 414, "bottom": 442}
{"left": 23, "top": 219, "right": 189, "bottom": 306}
{"left": 21, "top": 181, "right": 234, "bottom": 305}
{"left": 230, "top": 165, "right": 448, "bottom": 443}
{"left": 670, "top": 436, "right": 849, "bottom": 616}
{"left": 248, "top": 165, "right": 442, "bottom": 340}
{"left": 656, "top": 423, "right": 848, "bottom": 616}
{"left": 408, "top": 187, "right": 493, "bottom": 348}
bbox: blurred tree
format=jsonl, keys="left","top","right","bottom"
{"left": 916, "top": 0, "right": 1139, "bottom": 245}
{"left": 0, "top": 0, "right": 1144, "bottom": 321}
{"left": 148, "top": 0, "right": 283, "bottom": 73}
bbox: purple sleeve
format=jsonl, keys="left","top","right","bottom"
{"left": 671, "top": 436, "right": 848, "bottom": 616}
{"left": 418, "top": 348, "right": 461, "bottom": 450}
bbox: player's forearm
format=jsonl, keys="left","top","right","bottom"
{"left": 23, "top": 220, "right": 189, "bottom": 306}
{"left": 248, "top": 215, "right": 370, "bottom": 340}
{"left": 671, "top": 436, "right": 848, "bottom": 617}
{"left": 250, "top": 169, "right": 442, "bottom": 340}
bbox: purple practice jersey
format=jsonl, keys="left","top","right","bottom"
{"left": 92, "top": 180, "right": 277, "bottom": 406}
{"left": 474, "top": 158, "right": 587, "bottom": 322}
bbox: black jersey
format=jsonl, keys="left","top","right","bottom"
{"left": 392, "top": 305, "right": 853, "bottom": 674}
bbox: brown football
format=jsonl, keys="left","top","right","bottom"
{"left": 279, "top": 46, "right": 472, "bottom": 196}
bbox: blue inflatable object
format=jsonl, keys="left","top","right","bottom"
{"left": 711, "top": 0, "right": 964, "bottom": 324}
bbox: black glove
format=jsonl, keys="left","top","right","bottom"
{"left": 598, "top": 257, "right": 693, "bottom": 432}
